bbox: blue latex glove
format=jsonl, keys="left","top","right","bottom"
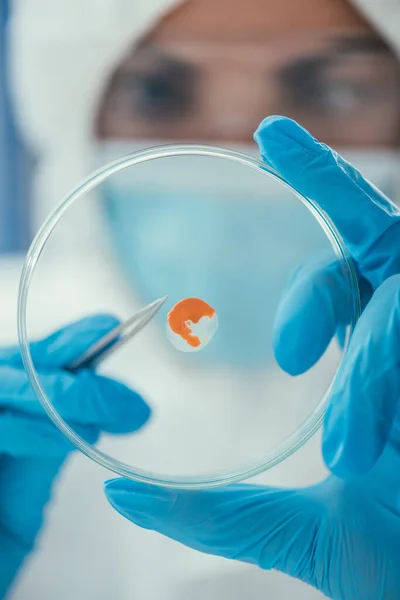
{"left": 0, "top": 315, "right": 150, "bottom": 598}
{"left": 104, "top": 117, "right": 400, "bottom": 599}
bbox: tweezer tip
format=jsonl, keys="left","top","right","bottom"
{"left": 154, "top": 295, "right": 168, "bottom": 307}
{"left": 144, "top": 295, "right": 168, "bottom": 315}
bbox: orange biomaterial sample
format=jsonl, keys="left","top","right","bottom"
{"left": 166, "top": 297, "right": 218, "bottom": 352}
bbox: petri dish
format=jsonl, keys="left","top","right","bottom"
{"left": 17, "top": 143, "right": 360, "bottom": 488}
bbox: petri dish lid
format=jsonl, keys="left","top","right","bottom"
{"left": 18, "top": 143, "right": 360, "bottom": 488}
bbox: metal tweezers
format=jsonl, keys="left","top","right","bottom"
{"left": 67, "top": 296, "right": 168, "bottom": 372}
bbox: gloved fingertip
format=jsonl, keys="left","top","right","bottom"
{"left": 104, "top": 477, "right": 122, "bottom": 487}
{"left": 254, "top": 115, "right": 323, "bottom": 163}
{"left": 104, "top": 482, "right": 134, "bottom": 520}
{"left": 272, "top": 327, "right": 306, "bottom": 376}
{"left": 104, "top": 479, "right": 164, "bottom": 528}
{"left": 104, "top": 479, "right": 126, "bottom": 508}
{"left": 254, "top": 116, "right": 286, "bottom": 164}
{"left": 93, "top": 376, "right": 151, "bottom": 433}
{"left": 272, "top": 285, "right": 313, "bottom": 376}
{"left": 272, "top": 267, "right": 337, "bottom": 376}
{"left": 121, "top": 395, "right": 151, "bottom": 432}
{"left": 253, "top": 115, "right": 292, "bottom": 144}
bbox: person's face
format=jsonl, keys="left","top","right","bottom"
{"left": 96, "top": 0, "right": 400, "bottom": 147}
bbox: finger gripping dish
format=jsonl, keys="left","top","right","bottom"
{"left": 166, "top": 297, "right": 218, "bottom": 352}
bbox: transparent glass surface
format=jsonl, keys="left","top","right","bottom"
{"left": 18, "top": 144, "right": 360, "bottom": 488}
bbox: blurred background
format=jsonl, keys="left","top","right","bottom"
{"left": 0, "top": 0, "right": 31, "bottom": 254}
{"left": 1, "top": 0, "right": 400, "bottom": 599}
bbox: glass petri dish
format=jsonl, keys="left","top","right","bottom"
{"left": 17, "top": 144, "right": 360, "bottom": 489}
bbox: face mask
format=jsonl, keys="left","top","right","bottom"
{"left": 95, "top": 141, "right": 399, "bottom": 368}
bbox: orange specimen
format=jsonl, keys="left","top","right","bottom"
{"left": 167, "top": 297, "right": 216, "bottom": 347}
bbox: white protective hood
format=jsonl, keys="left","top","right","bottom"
{"left": 7, "top": 0, "right": 400, "bottom": 244}
{"left": 351, "top": 0, "right": 400, "bottom": 57}
{"left": 7, "top": 0, "right": 184, "bottom": 246}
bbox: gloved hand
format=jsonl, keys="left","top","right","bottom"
{"left": 0, "top": 315, "right": 150, "bottom": 599}
{"left": 104, "top": 117, "right": 400, "bottom": 600}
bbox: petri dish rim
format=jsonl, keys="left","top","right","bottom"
{"left": 17, "top": 143, "right": 361, "bottom": 489}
